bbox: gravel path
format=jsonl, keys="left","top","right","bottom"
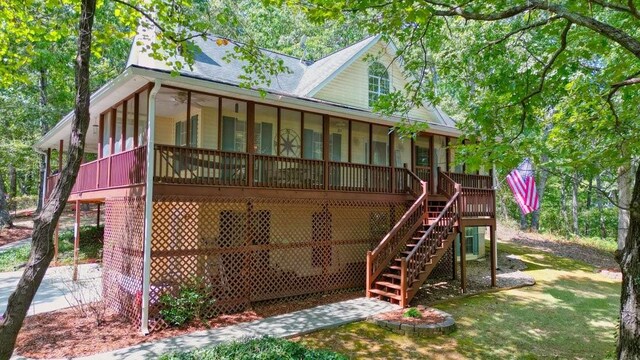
{"left": 411, "top": 252, "right": 535, "bottom": 305}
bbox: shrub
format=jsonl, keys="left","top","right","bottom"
{"left": 159, "top": 336, "right": 347, "bottom": 360}
{"left": 403, "top": 307, "right": 422, "bottom": 319}
{"left": 159, "top": 279, "right": 216, "bottom": 327}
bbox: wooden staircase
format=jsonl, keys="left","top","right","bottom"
{"left": 366, "top": 171, "right": 462, "bottom": 307}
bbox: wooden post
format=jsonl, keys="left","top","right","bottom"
{"left": 58, "top": 139, "right": 64, "bottom": 172}
{"left": 490, "top": 224, "right": 497, "bottom": 287}
{"left": 389, "top": 131, "right": 396, "bottom": 193}
{"left": 72, "top": 200, "right": 80, "bottom": 281}
{"left": 96, "top": 203, "right": 101, "bottom": 228}
{"left": 365, "top": 251, "right": 372, "bottom": 297}
{"left": 247, "top": 101, "right": 255, "bottom": 187}
{"left": 400, "top": 258, "right": 407, "bottom": 307}
{"left": 460, "top": 222, "right": 466, "bottom": 293}
{"left": 323, "top": 115, "right": 330, "bottom": 190}
{"left": 430, "top": 135, "right": 436, "bottom": 193}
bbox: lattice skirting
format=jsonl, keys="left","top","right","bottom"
{"left": 101, "top": 194, "right": 456, "bottom": 332}
{"left": 102, "top": 196, "right": 145, "bottom": 324}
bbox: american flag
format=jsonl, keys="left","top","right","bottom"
{"left": 506, "top": 159, "right": 540, "bottom": 215}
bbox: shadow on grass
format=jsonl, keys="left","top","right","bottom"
{"left": 299, "top": 243, "right": 620, "bottom": 360}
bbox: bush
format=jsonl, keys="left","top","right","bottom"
{"left": 159, "top": 279, "right": 216, "bottom": 327}
{"left": 403, "top": 307, "right": 422, "bottom": 319}
{"left": 159, "top": 337, "right": 347, "bottom": 360}
{"left": 6, "top": 195, "right": 38, "bottom": 212}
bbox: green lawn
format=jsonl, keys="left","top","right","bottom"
{"left": 298, "top": 242, "right": 620, "bottom": 360}
{"left": 0, "top": 225, "right": 103, "bottom": 272}
{"left": 159, "top": 337, "right": 346, "bottom": 360}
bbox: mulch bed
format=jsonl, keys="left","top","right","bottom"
{"left": 0, "top": 225, "right": 32, "bottom": 247}
{"left": 373, "top": 305, "right": 445, "bottom": 325}
{"left": 15, "top": 290, "right": 362, "bottom": 359}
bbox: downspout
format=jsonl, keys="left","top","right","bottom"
{"left": 141, "top": 80, "right": 161, "bottom": 335}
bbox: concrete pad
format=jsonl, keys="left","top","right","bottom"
{"left": 80, "top": 297, "right": 399, "bottom": 360}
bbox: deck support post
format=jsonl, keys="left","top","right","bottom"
{"left": 72, "top": 200, "right": 80, "bottom": 282}
{"left": 490, "top": 223, "right": 497, "bottom": 287}
{"left": 459, "top": 222, "right": 466, "bottom": 293}
{"left": 96, "top": 203, "right": 101, "bottom": 228}
{"left": 365, "top": 251, "right": 372, "bottom": 297}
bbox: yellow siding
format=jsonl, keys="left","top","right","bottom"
{"left": 314, "top": 43, "right": 441, "bottom": 124}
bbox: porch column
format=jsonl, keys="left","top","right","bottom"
{"left": 141, "top": 81, "right": 162, "bottom": 335}
{"left": 72, "top": 200, "right": 80, "bottom": 281}
{"left": 322, "top": 115, "right": 330, "bottom": 190}
{"left": 430, "top": 135, "right": 435, "bottom": 193}
{"left": 58, "top": 139, "right": 63, "bottom": 172}
{"left": 247, "top": 101, "right": 255, "bottom": 187}
{"left": 490, "top": 223, "right": 497, "bottom": 287}
{"left": 389, "top": 131, "right": 395, "bottom": 193}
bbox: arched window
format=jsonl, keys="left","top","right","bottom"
{"left": 368, "top": 62, "right": 390, "bottom": 107}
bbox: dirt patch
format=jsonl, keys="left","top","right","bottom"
{"left": 15, "top": 290, "right": 362, "bottom": 359}
{"left": 373, "top": 305, "right": 445, "bottom": 325}
{"left": 498, "top": 225, "right": 619, "bottom": 271}
{"left": 0, "top": 225, "right": 32, "bottom": 247}
{"left": 412, "top": 252, "right": 535, "bottom": 305}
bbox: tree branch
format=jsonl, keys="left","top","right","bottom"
{"left": 508, "top": 21, "right": 572, "bottom": 143}
{"left": 479, "top": 15, "right": 562, "bottom": 52}
{"left": 590, "top": 0, "right": 640, "bottom": 20}
{"left": 421, "top": 0, "right": 640, "bottom": 59}
{"left": 606, "top": 70, "right": 640, "bottom": 124}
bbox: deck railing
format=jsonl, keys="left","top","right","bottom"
{"left": 154, "top": 145, "right": 248, "bottom": 186}
{"left": 460, "top": 187, "right": 495, "bottom": 217}
{"left": 45, "top": 145, "right": 147, "bottom": 199}
{"left": 328, "top": 162, "right": 392, "bottom": 193}
{"left": 254, "top": 154, "right": 324, "bottom": 189}
{"left": 443, "top": 171, "right": 492, "bottom": 189}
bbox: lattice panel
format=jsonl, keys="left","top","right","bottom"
{"left": 102, "top": 196, "right": 145, "bottom": 324}
{"left": 148, "top": 195, "right": 408, "bottom": 331}
{"left": 429, "top": 245, "right": 455, "bottom": 280}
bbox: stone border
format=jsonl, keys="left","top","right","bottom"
{"left": 369, "top": 308, "right": 456, "bottom": 337}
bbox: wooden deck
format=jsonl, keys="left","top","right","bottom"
{"left": 46, "top": 144, "right": 496, "bottom": 220}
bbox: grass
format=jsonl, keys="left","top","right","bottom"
{"left": 0, "top": 225, "right": 103, "bottom": 272}
{"left": 159, "top": 337, "right": 346, "bottom": 360}
{"left": 298, "top": 242, "right": 621, "bottom": 360}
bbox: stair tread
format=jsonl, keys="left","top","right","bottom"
{"left": 369, "top": 288, "right": 402, "bottom": 301}
{"left": 375, "top": 281, "right": 402, "bottom": 290}
{"left": 382, "top": 273, "right": 402, "bottom": 280}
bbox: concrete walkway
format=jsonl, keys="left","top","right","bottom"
{"left": 0, "top": 238, "right": 31, "bottom": 253}
{"left": 0, "top": 263, "right": 102, "bottom": 316}
{"left": 81, "top": 297, "right": 399, "bottom": 360}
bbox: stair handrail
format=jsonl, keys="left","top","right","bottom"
{"left": 437, "top": 169, "right": 457, "bottom": 198}
{"left": 401, "top": 183, "right": 462, "bottom": 305}
{"left": 366, "top": 168, "right": 428, "bottom": 295}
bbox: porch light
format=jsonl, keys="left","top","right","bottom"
{"left": 92, "top": 124, "right": 99, "bottom": 135}
{"left": 234, "top": 102, "right": 239, "bottom": 113}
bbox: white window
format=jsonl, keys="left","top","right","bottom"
{"left": 368, "top": 62, "right": 390, "bottom": 107}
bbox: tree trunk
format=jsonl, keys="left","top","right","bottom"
{"left": 584, "top": 176, "right": 593, "bottom": 235}
{"left": 560, "top": 176, "right": 569, "bottom": 236}
{"left": 572, "top": 172, "right": 579, "bottom": 235}
{"left": 619, "top": 163, "right": 635, "bottom": 251}
{"left": 617, "top": 164, "right": 640, "bottom": 359}
{"left": 596, "top": 175, "right": 606, "bottom": 239}
{"left": 530, "top": 163, "right": 549, "bottom": 232}
{"left": 36, "top": 68, "right": 49, "bottom": 214}
{"left": 0, "top": 172, "right": 13, "bottom": 229}
{"left": 0, "top": 0, "right": 96, "bottom": 356}
{"left": 519, "top": 212, "right": 529, "bottom": 231}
